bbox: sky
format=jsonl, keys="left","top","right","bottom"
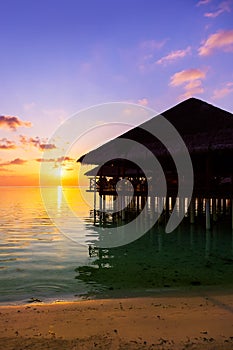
{"left": 0, "top": 0, "right": 232, "bottom": 186}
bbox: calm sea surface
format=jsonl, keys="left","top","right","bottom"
{"left": 0, "top": 187, "right": 232, "bottom": 304}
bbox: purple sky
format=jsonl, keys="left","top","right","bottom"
{"left": 0, "top": 0, "right": 232, "bottom": 184}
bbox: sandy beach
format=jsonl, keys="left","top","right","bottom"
{"left": 0, "top": 290, "right": 233, "bottom": 350}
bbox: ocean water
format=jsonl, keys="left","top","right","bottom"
{"left": 0, "top": 187, "right": 232, "bottom": 304}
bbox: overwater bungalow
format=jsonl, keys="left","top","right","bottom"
{"left": 77, "top": 98, "right": 233, "bottom": 230}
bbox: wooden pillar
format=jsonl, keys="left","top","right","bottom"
{"left": 197, "top": 197, "right": 203, "bottom": 217}
{"left": 103, "top": 195, "right": 106, "bottom": 223}
{"left": 180, "top": 197, "right": 185, "bottom": 220}
{"left": 165, "top": 196, "right": 169, "bottom": 220}
{"left": 150, "top": 196, "right": 155, "bottom": 221}
{"left": 217, "top": 198, "right": 221, "bottom": 216}
{"left": 231, "top": 175, "right": 233, "bottom": 230}
{"left": 205, "top": 198, "right": 211, "bottom": 230}
{"left": 190, "top": 197, "right": 195, "bottom": 224}
{"left": 99, "top": 194, "right": 103, "bottom": 225}
{"left": 94, "top": 176, "right": 97, "bottom": 225}
{"left": 158, "top": 197, "right": 164, "bottom": 224}
{"left": 222, "top": 198, "right": 226, "bottom": 216}
{"left": 212, "top": 198, "right": 217, "bottom": 223}
{"left": 171, "top": 197, "right": 176, "bottom": 211}
{"left": 231, "top": 199, "right": 233, "bottom": 230}
{"left": 113, "top": 195, "right": 117, "bottom": 223}
{"left": 136, "top": 195, "right": 140, "bottom": 213}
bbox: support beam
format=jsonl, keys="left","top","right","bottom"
{"left": 212, "top": 198, "right": 217, "bottom": 223}
{"left": 205, "top": 198, "right": 211, "bottom": 230}
{"left": 190, "top": 197, "right": 195, "bottom": 224}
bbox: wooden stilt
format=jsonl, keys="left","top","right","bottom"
{"left": 197, "top": 197, "right": 203, "bottom": 217}
{"left": 136, "top": 196, "right": 140, "bottom": 213}
{"left": 223, "top": 198, "right": 226, "bottom": 216}
{"left": 231, "top": 199, "right": 233, "bottom": 230}
{"left": 205, "top": 198, "right": 211, "bottom": 230}
{"left": 99, "top": 194, "right": 103, "bottom": 225}
{"left": 94, "top": 177, "right": 97, "bottom": 225}
{"left": 212, "top": 198, "right": 217, "bottom": 223}
{"left": 103, "top": 195, "right": 106, "bottom": 222}
{"left": 190, "top": 197, "right": 195, "bottom": 224}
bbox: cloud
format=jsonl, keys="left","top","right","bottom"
{"left": 156, "top": 46, "right": 191, "bottom": 65}
{"left": 196, "top": 0, "right": 212, "bottom": 6}
{"left": 204, "top": 1, "right": 231, "bottom": 18}
{"left": 139, "top": 39, "right": 167, "bottom": 51}
{"left": 0, "top": 158, "right": 27, "bottom": 167}
{"left": 19, "top": 135, "right": 56, "bottom": 151}
{"left": 170, "top": 69, "right": 206, "bottom": 99}
{"left": 36, "top": 158, "right": 55, "bottom": 162}
{"left": 56, "top": 156, "right": 73, "bottom": 162}
{"left": 137, "top": 98, "right": 149, "bottom": 106}
{"left": 0, "top": 138, "right": 16, "bottom": 150}
{"left": 0, "top": 115, "right": 32, "bottom": 131}
{"left": 170, "top": 68, "right": 206, "bottom": 86}
{"left": 198, "top": 29, "right": 233, "bottom": 56}
{"left": 180, "top": 80, "right": 204, "bottom": 99}
{"left": 39, "top": 143, "right": 56, "bottom": 150}
{"left": 36, "top": 156, "right": 74, "bottom": 163}
{"left": 137, "top": 38, "right": 168, "bottom": 72}
{"left": 10, "top": 158, "right": 27, "bottom": 165}
{"left": 212, "top": 82, "right": 233, "bottom": 99}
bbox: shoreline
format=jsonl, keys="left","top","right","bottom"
{"left": 1, "top": 287, "right": 233, "bottom": 349}
{"left": 1, "top": 283, "right": 233, "bottom": 306}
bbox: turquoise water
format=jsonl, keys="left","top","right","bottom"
{"left": 0, "top": 187, "right": 232, "bottom": 304}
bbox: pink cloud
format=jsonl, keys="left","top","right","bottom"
{"left": 156, "top": 46, "right": 191, "bottom": 65}
{"left": 198, "top": 29, "right": 233, "bottom": 56}
{"left": 170, "top": 69, "right": 206, "bottom": 100}
{"left": 0, "top": 115, "right": 32, "bottom": 131}
{"left": 137, "top": 98, "right": 149, "bottom": 106}
{"left": 19, "top": 135, "right": 56, "bottom": 151}
{"left": 0, "top": 138, "right": 16, "bottom": 150}
{"left": 204, "top": 1, "right": 231, "bottom": 18}
{"left": 139, "top": 39, "right": 167, "bottom": 51}
{"left": 137, "top": 38, "right": 168, "bottom": 73}
{"left": 170, "top": 69, "right": 206, "bottom": 86}
{"left": 212, "top": 82, "right": 233, "bottom": 99}
{"left": 180, "top": 80, "right": 204, "bottom": 99}
{"left": 196, "top": 0, "right": 212, "bottom": 6}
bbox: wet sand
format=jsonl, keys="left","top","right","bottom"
{"left": 0, "top": 291, "right": 233, "bottom": 349}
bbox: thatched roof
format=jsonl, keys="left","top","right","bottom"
{"left": 77, "top": 98, "right": 233, "bottom": 167}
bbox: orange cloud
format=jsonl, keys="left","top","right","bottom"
{"left": 0, "top": 158, "right": 27, "bottom": 167}
{"left": 212, "top": 82, "right": 233, "bottom": 99}
{"left": 19, "top": 135, "right": 56, "bottom": 151}
{"left": 156, "top": 46, "right": 191, "bottom": 65}
{"left": 198, "top": 29, "right": 233, "bottom": 56}
{"left": 204, "top": 1, "right": 231, "bottom": 18}
{"left": 0, "top": 138, "right": 16, "bottom": 150}
{"left": 170, "top": 68, "right": 206, "bottom": 86}
{"left": 36, "top": 156, "right": 73, "bottom": 163}
{"left": 0, "top": 115, "right": 32, "bottom": 131}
